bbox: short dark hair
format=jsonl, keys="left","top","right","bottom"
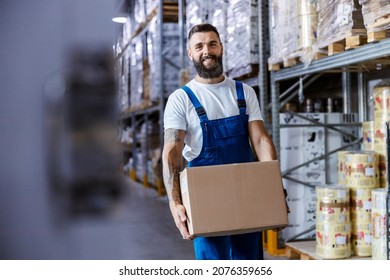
{"left": 188, "top": 23, "right": 221, "bottom": 42}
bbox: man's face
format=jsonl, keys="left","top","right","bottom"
{"left": 187, "top": 31, "right": 223, "bottom": 79}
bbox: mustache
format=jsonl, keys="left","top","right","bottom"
{"left": 201, "top": 55, "right": 217, "bottom": 62}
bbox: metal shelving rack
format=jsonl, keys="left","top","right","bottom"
{"left": 116, "top": 0, "right": 179, "bottom": 194}
{"left": 270, "top": 38, "right": 390, "bottom": 151}
{"left": 269, "top": 9, "right": 390, "bottom": 241}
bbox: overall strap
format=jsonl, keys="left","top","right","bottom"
{"left": 182, "top": 85, "right": 209, "bottom": 122}
{"left": 235, "top": 80, "right": 247, "bottom": 115}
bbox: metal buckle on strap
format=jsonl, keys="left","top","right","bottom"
{"left": 237, "top": 99, "right": 246, "bottom": 108}
{"left": 196, "top": 107, "right": 206, "bottom": 116}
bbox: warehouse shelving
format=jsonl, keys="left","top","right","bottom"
{"left": 269, "top": 4, "right": 390, "bottom": 243}
{"left": 270, "top": 38, "right": 390, "bottom": 150}
{"left": 115, "top": 0, "right": 179, "bottom": 195}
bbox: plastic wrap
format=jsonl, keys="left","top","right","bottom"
{"left": 134, "top": 0, "right": 146, "bottom": 30}
{"left": 130, "top": 37, "right": 144, "bottom": 110}
{"left": 269, "top": 0, "right": 306, "bottom": 67}
{"left": 226, "top": 0, "right": 259, "bottom": 78}
{"left": 316, "top": 0, "right": 365, "bottom": 49}
{"left": 359, "top": 0, "right": 390, "bottom": 32}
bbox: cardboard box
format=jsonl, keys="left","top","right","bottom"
{"left": 180, "top": 160, "right": 288, "bottom": 237}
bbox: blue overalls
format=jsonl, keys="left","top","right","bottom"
{"left": 181, "top": 80, "right": 263, "bottom": 260}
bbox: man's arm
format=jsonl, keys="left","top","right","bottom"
{"left": 162, "top": 128, "right": 193, "bottom": 239}
{"left": 248, "top": 120, "right": 278, "bottom": 161}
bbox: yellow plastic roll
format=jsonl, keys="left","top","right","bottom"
{"left": 362, "top": 121, "right": 374, "bottom": 151}
{"left": 337, "top": 151, "right": 350, "bottom": 186}
{"left": 344, "top": 151, "right": 379, "bottom": 189}
{"left": 316, "top": 185, "right": 351, "bottom": 259}
{"left": 371, "top": 189, "right": 388, "bottom": 260}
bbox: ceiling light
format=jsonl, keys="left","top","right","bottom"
{"left": 112, "top": 17, "right": 127, "bottom": 24}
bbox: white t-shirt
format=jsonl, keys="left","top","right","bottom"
{"left": 164, "top": 76, "right": 263, "bottom": 162}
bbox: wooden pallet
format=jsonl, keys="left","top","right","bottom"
{"left": 345, "top": 34, "right": 368, "bottom": 50}
{"left": 285, "top": 241, "right": 319, "bottom": 260}
{"left": 368, "top": 29, "right": 390, "bottom": 43}
{"left": 285, "top": 241, "right": 372, "bottom": 260}
{"left": 367, "top": 14, "right": 390, "bottom": 43}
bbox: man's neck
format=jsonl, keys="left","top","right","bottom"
{"left": 195, "top": 75, "right": 225, "bottom": 84}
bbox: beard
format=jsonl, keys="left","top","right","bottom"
{"left": 193, "top": 54, "right": 223, "bottom": 79}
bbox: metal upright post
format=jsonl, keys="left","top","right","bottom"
{"left": 342, "top": 68, "right": 352, "bottom": 114}
{"left": 271, "top": 73, "right": 280, "bottom": 154}
{"left": 178, "top": 0, "right": 186, "bottom": 70}
{"left": 158, "top": 0, "right": 164, "bottom": 152}
{"left": 258, "top": 0, "right": 270, "bottom": 128}
{"left": 358, "top": 67, "right": 367, "bottom": 122}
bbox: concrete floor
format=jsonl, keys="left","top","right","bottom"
{"left": 116, "top": 178, "right": 287, "bottom": 260}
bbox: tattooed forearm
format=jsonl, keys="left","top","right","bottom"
{"left": 164, "top": 129, "right": 182, "bottom": 143}
{"left": 162, "top": 129, "right": 185, "bottom": 204}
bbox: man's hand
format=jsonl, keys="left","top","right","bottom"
{"left": 169, "top": 201, "right": 194, "bottom": 240}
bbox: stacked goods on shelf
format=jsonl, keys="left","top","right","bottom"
{"left": 297, "top": 0, "right": 319, "bottom": 65}
{"left": 315, "top": 0, "right": 366, "bottom": 55}
{"left": 134, "top": 0, "right": 146, "bottom": 32}
{"left": 371, "top": 188, "right": 387, "bottom": 259}
{"left": 344, "top": 151, "right": 379, "bottom": 256}
{"left": 117, "top": 49, "right": 131, "bottom": 114}
{"left": 268, "top": 0, "right": 318, "bottom": 69}
{"left": 359, "top": 0, "right": 390, "bottom": 42}
{"left": 115, "top": 18, "right": 132, "bottom": 114}
{"left": 280, "top": 113, "right": 357, "bottom": 243}
{"left": 268, "top": 0, "right": 299, "bottom": 69}
{"left": 114, "top": 16, "right": 132, "bottom": 57}
{"left": 185, "top": 0, "right": 227, "bottom": 79}
{"left": 315, "top": 185, "right": 351, "bottom": 259}
{"left": 147, "top": 19, "right": 180, "bottom": 104}
{"left": 226, "top": 0, "right": 259, "bottom": 78}
{"left": 130, "top": 37, "right": 146, "bottom": 110}
{"left": 146, "top": 0, "right": 158, "bottom": 16}
{"left": 373, "top": 80, "right": 390, "bottom": 188}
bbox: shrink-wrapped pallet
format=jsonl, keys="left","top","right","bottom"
{"left": 130, "top": 37, "right": 145, "bottom": 110}
{"left": 315, "top": 0, "right": 366, "bottom": 50}
{"left": 268, "top": 0, "right": 299, "bottom": 67}
{"left": 359, "top": 0, "right": 390, "bottom": 33}
{"left": 226, "top": 0, "right": 259, "bottom": 78}
{"left": 269, "top": 0, "right": 317, "bottom": 68}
